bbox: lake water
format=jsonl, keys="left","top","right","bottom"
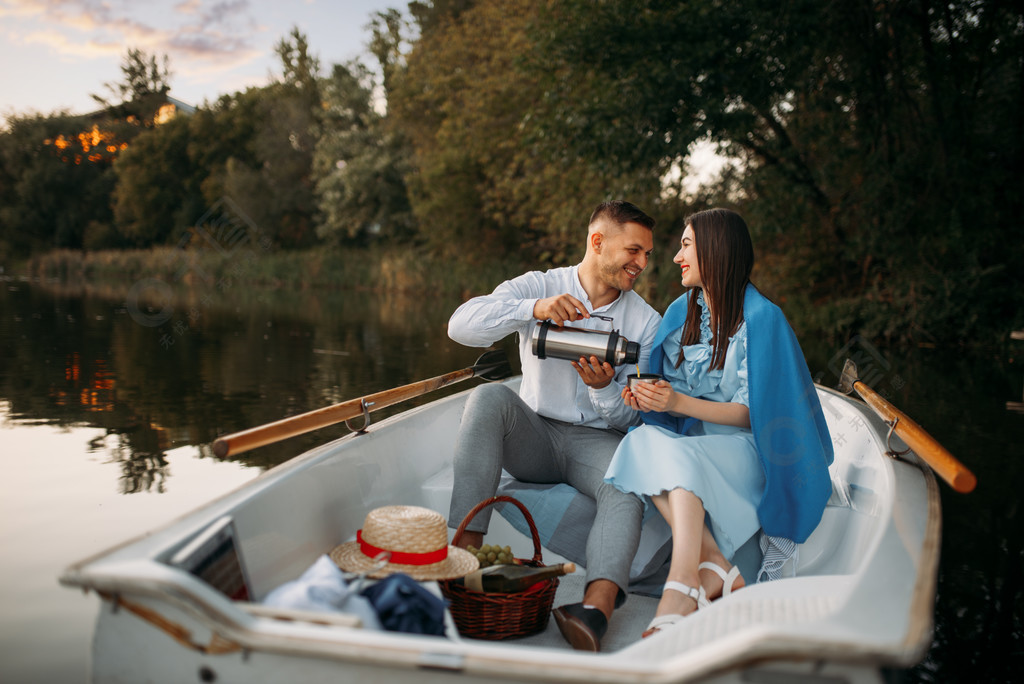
{"left": 0, "top": 278, "right": 1020, "bottom": 682}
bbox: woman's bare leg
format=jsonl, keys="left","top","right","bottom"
{"left": 652, "top": 494, "right": 747, "bottom": 603}
{"left": 697, "top": 526, "right": 746, "bottom": 600}
{"left": 649, "top": 488, "right": 705, "bottom": 627}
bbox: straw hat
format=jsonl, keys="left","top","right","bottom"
{"left": 330, "top": 505, "right": 479, "bottom": 580}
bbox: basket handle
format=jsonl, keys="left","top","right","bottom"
{"left": 450, "top": 495, "right": 544, "bottom": 564}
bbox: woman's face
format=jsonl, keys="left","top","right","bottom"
{"left": 673, "top": 224, "right": 702, "bottom": 289}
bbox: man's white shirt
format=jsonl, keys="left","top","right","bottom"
{"left": 448, "top": 265, "right": 662, "bottom": 431}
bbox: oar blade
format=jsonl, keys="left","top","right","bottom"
{"left": 836, "top": 359, "right": 858, "bottom": 395}
{"left": 472, "top": 349, "right": 513, "bottom": 381}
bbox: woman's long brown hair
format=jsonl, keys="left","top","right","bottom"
{"left": 675, "top": 209, "right": 755, "bottom": 371}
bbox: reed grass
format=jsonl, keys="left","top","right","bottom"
{"left": 19, "top": 246, "right": 525, "bottom": 299}
{"left": 17, "top": 245, "right": 705, "bottom": 324}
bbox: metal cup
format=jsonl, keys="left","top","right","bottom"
{"left": 626, "top": 373, "right": 662, "bottom": 391}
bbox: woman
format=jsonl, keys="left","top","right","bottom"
{"left": 604, "top": 208, "right": 833, "bottom": 637}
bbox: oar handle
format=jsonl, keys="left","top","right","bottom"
{"left": 853, "top": 380, "right": 977, "bottom": 493}
{"left": 213, "top": 368, "right": 475, "bottom": 458}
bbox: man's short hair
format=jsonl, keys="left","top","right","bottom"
{"left": 589, "top": 200, "right": 656, "bottom": 231}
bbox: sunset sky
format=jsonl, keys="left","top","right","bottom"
{"left": 0, "top": 0, "right": 398, "bottom": 120}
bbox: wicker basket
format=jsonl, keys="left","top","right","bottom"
{"left": 440, "top": 495, "right": 558, "bottom": 640}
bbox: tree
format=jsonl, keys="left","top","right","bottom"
{"left": 91, "top": 48, "right": 173, "bottom": 125}
{"left": 111, "top": 115, "right": 201, "bottom": 246}
{"left": 274, "top": 27, "right": 322, "bottom": 111}
{"left": 220, "top": 29, "right": 323, "bottom": 248}
{"left": 221, "top": 89, "right": 319, "bottom": 247}
{"left": 103, "top": 85, "right": 270, "bottom": 250}
{"left": 529, "top": 0, "right": 1024, "bottom": 343}
{"left": 312, "top": 10, "right": 419, "bottom": 245}
{"left": 186, "top": 88, "right": 264, "bottom": 201}
{"left": 0, "top": 49, "right": 176, "bottom": 254}
{"left": 368, "top": 8, "right": 410, "bottom": 96}
{"left": 313, "top": 58, "right": 414, "bottom": 244}
{"left": 390, "top": 0, "right": 661, "bottom": 263}
{"left": 0, "top": 112, "right": 121, "bottom": 254}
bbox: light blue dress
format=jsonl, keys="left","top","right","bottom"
{"left": 604, "top": 291, "right": 766, "bottom": 560}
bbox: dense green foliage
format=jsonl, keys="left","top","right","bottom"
{"left": 390, "top": 0, "right": 663, "bottom": 262}
{"left": 1, "top": 1, "right": 1020, "bottom": 345}
{"left": 111, "top": 114, "right": 199, "bottom": 247}
{"left": 528, "top": 0, "right": 1023, "bottom": 346}
{"left": 0, "top": 113, "right": 124, "bottom": 253}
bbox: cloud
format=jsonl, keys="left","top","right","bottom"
{"left": 174, "top": 0, "right": 202, "bottom": 14}
{"left": 3, "top": 0, "right": 264, "bottom": 70}
{"left": 20, "top": 28, "right": 123, "bottom": 58}
{"left": 0, "top": 0, "right": 46, "bottom": 18}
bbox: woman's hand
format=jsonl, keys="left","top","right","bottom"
{"left": 629, "top": 379, "right": 677, "bottom": 413}
{"left": 625, "top": 379, "right": 752, "bottom": 427}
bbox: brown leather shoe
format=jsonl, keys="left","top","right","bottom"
{"left": 552, "top": 603, "right": 608, "bottom": 652}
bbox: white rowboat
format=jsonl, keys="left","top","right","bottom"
{"left": 61, "top": 376, "right": 940, "bottom": 683}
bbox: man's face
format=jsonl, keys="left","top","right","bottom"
{"left": 595, "top": 220, "right": 654, "bottom": 292}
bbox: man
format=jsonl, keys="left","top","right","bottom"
{"left": 446, "top": 200, "right": 662, "bottom": 651}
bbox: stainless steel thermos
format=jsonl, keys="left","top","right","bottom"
{"left": 530, "top": 320, "right": 639, "bottom": 366}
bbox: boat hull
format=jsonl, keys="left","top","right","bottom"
{"left": 62, "top": 380, "right": 940, "bottom": 683}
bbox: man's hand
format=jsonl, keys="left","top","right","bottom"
{"left": 534, "top": 294, "right": 590, "bottom": 326}
{"left": 571, "top": 355, "right": 615, "bottom": 390}
{"left": 621, "top": 386, "right": 640, "bottom": 410}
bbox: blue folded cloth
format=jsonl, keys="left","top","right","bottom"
{"left": 360, "top": 573, "right": 447, "bottom": 636}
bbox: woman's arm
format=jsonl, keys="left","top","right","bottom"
{"left": 626, "top": 380, "right": 751, "bottom": 429}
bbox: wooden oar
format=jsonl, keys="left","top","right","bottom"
{"left": 838, "top": 359, "right": 976, "bottom": 493}
{"left": 213, "top": 350, "right": 512, "bottom": 458}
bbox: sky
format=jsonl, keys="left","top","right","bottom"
{"left": 0, "top": 0, "right": 399, "bottom": 121}
{"left": 0, "top": 0, "right": 729, "bottom": 183}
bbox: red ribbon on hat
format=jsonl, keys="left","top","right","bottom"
{"left": 356, "top": 529, "right": 449, "bottom": 566}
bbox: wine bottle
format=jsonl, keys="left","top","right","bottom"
{"left": 453, "top": 562, "right": 576, "bottom": 593}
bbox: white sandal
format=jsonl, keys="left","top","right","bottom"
{"left": 698, "top": 561, "right": 742, "bottom": 600}
{"left": 643, "top": 580, "right": 709, "bottom": 636}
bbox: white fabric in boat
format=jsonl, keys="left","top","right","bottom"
{"left": 262, "top": 555, "right": 382, "bottom": 629}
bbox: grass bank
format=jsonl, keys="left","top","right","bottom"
{"left": 18, "top": 246, "right": 526, "bottom": 300}
{"left": 16, "top": 246, "right": 692, "bottom": 313}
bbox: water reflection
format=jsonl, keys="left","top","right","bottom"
{"left": 0, "top": 279, "right": 518, "bottom": 488}
{"left": 0, "top": 278, "right": 1020, "bottom": 682}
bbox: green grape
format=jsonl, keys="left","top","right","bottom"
{"left": 470, "top": 540, "right": 518, "bottom": 567}
{"left": 466, "top": 545, "right": 477, "bottom": 555}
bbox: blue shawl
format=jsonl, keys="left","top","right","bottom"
{"left": 640, "top": 284, "right": 833, "bottom": 543}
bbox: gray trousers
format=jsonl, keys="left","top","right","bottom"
{"left": 448, "top": 383, "right": 643, "bottom": 597}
